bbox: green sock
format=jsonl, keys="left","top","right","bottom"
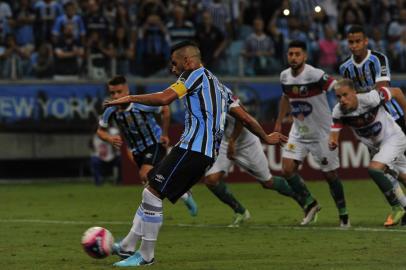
{"left": 327, "top": 178, "right": 348, "bottom": 215}
{"left": 286, "top": 174, "right": 314, "bottom": 207}
{"left": 207, "top": 180, "right": 246, "bottom": 214}
{"left": 368, "top": 168, "right": 400, "bottom": 206}
{"left": 272, "top": 176, "right": 306, "bottom": 208}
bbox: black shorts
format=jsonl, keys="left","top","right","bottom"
{"left": 132, "top": 143, "right": 166, "bottom": 168}
{"left": 395, "top": 118, "right": 406, "bottom": 135}
{"left": 148, "top": 146, "right": 214, "bottom": 203}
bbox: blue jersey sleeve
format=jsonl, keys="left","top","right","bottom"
{"left": 99, "top": 107, "right": 117, "bottom": 128}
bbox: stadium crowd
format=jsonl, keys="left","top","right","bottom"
{"left": 2, "top": 0, "right": 406, "bottom": 79}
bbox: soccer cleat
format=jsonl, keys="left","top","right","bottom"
{"left": 384, "top": 206, "right": 405, "bottom": 227}
{"left": 339, "top": 214, "right": 351, "bottom": 228}
{"left": 183, "top": 194, "right": 198, "bottom": 217}
{"left": 228, "top": 209, "right": 250, "bottom": 228}
{"left": 300, "top": 200, "right": 321, "bottom": 225}
{"left": 112, "top": 242, "right": 135, "bottom": 259}
{"left": 113, "top": 251, "right": 154, "bottom": 267}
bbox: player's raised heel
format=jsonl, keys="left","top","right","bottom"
{"left": 301, "top": 201, "right": 321, "bottom": 225}
{"left": 113, "top": 251, "right": 154, "bottom": 267}
{"left": 228, "top": 209, "right": 250, "bottom": 227}
{"left": 112, "top": 242, "right": 135, "bottom": 259}
{"left": 384, "top": 206, "right": 405, "bottom": 227}
{"left": 184, "top": 195, "right": 198, "bottom": 217}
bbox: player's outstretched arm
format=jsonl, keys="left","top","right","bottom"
{"left": 96, "top": 127, "right": 123, "bottom": 149}
{"left": 229, "top": 106, "right": 287, "bottom": 145}
{"left": 104, "top": 89, "right": 178, "bottom": 107}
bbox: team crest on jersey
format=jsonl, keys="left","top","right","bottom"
{"left": 291, "top": 85, "right": 308, "bottom": 96}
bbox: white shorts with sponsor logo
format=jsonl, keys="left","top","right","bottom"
{"left": 206, "top": 140, "right": 271, "bottom": 182}
{"left": 282, "top": 136, "right": 339, "bottom": 172}
{"left": 370, "top": 133, "right": 406, "bottom": 174}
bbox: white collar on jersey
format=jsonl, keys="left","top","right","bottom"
{"left": 124, "top": 103, "right": 133, "bottom": 111}
{"left": 350, "top": 49, "right": 371, "bottom": 68}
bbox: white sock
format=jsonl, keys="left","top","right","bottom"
{"left": 120, "top": 207, "right": 143, "bottom": 252}
{"left": 180, "top": 191, "right": 190, "bottom": 202}
{"left": 139, "top": 188, "right": 162, "bottom": 261}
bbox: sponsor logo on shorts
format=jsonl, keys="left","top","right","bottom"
{"left": 145, "top": 153, "right": 153, "bottom": 159}
{"left": 154, "top": 174, "right": 165, "bottom": 183}
{"left": 286, "top": 143, "right": 296, "bottom": 152}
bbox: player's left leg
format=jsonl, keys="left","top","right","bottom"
{"left": 311, "top": 136, "right": 349, "bottom": 227}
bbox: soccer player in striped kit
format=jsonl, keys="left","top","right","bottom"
{"left": 97, "top": 75, "right": 198, "bottom": 259}
{"left": 104, "top": 41, "right": 287, "bottom": 267}
{"left": 339, "top": 24, "right": 406, "bottom": 226}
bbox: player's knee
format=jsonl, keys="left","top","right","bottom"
{"left": 204, "top": 175, "right": 219, "bottom": 187}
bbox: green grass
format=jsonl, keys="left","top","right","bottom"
{"left": 0, "top": 180, "right": 405, "bottom": 270}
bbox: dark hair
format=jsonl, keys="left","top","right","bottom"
{"left": 347, "top": 24, "right": 366, "bottom": 36}
{"left": 288, "top": 40, "right": 307, "bottom": 51}
{"left": 108, "top": 75, "right": 127, "bottom": 86}
{"left": 170, "top": 40, "right": 199, "bottom": 55}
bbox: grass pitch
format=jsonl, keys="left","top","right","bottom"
{"left": 0, "top": 180, "right": 405, "bottom": 270}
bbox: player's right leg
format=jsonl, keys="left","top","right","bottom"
{"left": 282, "top": 157, "right": 320, "bottom": 225}
{"left": 204, "top": 170, "right": 249, "bottom": 227}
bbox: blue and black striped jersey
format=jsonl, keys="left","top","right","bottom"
{"left": 99, "top": 103, "right": 162, "bottom": 155}
{"left": 339, "top": 49, "right": 404, "bottom": 120}
{"left": 171, "top": 66, "right": 233, "bottom": 158}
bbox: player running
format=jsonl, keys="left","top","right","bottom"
{"left": 339, "top": 24, "right": 406, "bottom": 226}
{"left": 330, "top": 79, "right": 406, "bottom": 226}
{"left": 275, "top": 40, "right": 349, "bottom": 227}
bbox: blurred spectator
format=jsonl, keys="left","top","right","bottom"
{"left": 135, "top": 14, "right": 170, "bottom": 77}
{"left": 267, "top": 22, "right": 285, "bottom": 66}
{"left": 166, "top": 5, "right": 195, "bottom": 46}
{"left": 101, "top": 0, "right": 118, "bottom": 33}
{"left": 337, "top": 1, "right": 365, "bottom": 37}
{"left": 0, "top": 0, "right": 12, "bottom": 23}
{"left": 194, "top": 10, "right": 227, "bottom": 70}
{"left": 368, "top": 27, "right": 387, "bottom": 55}
{"left": 269, "top": 0, "right": 291, "bottom": 40}
{"left": 112, "top": 26, "right": 134, "bottom": 75}
{"left": 242, "top": 17, "right": 276, "bottom": 75}
{"left": 53, "top": 23, "right": 84, "bottom": 77}
{"left": 387, "top": 8, "right": 406, "bottom": 43}
{"left": 34, "top": 0, "right": 63, "bottom": 46}
{"left": 52, "top": 0, "right": 86, "bottom": 44}
{"left": 289, "top": 0, "right": 320, "bottom": 31}
{"left": 83, "top": 0, "right": 110, "bottom": 43}
{"left": 0, "top": 34, "right": 31, "bottom": 78}
{"left": 388, "top": 28, "right": 406, "bottom": 72}
{"left": 13, "top": 0, "right": 35, "bottom": 56}
{"left": 30, "top": 42, "right": 54, "bottom": 78}
{"left": 205, "top": 0, "right": 232, "bottom": 37}
{"left": 320, "top": 0, "right": 338, "bottom": 31}
{"left": 90, "top": 126, "right": 121, "bottom": 186}
{"left": 86, "top": 30, "right": 114, "bottom": 79}
{"left": 308, "top": 6, "right": 329, "bottom": 41}
{"left": 315, "top": 25, "right": 338, "bottom": 73}
{"left": 138, "top": 0, "right": 168, "bottom": 26}
{"left": 0, "top": 8, "right": 11, "bottom": 44}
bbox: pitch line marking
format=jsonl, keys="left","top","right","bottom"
{"left": 0, "top": 218, "right": 405, "bottom": 233}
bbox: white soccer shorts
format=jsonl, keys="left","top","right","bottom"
{"left": 206, "top": 140, "right": 271, "bottom": 182}
{"left": 282, "top": 135, "right": 339, "bottom": 172}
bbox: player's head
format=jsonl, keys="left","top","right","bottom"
{"left": 334, "top": 79, "right": 358, "bottom": 112}
{"left": 346, "top": 25, "right": 368, "bottom": 58}
{"left": 287, "top": 40, "right": 307, "bottom": 71}
{"left": 107, "top": 75, "right": 129, "bottom": 100}
{"left": 170, "top": 40, "right": 201, "bottom": 76}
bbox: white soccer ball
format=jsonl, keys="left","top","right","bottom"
{"left": 81, "top": 226, "right": 114, "bottom": 259}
